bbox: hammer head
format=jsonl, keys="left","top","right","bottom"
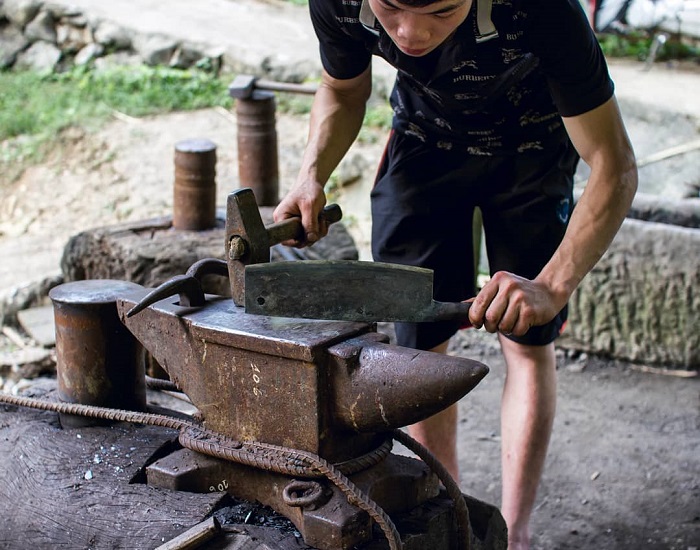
{"left": 225, "top": 188, "right": 270, "bottom": 306}
{"left": 228, "top": 74, "right": 257, "bottom": 100}
{"left": 225, "top": 188, "right": 342, "bottom": 308}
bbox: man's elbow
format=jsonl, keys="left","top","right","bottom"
{"left": 619, "top": 148, "right": 639, "bottom": 208}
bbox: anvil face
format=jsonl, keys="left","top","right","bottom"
{"left": 117, "top": 288, "right": 488, "bottom": 462}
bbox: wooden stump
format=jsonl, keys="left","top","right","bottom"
{"left": 0, "top": 403, "right": 225, "bottom": 548}
{"left": 59, "top": 208, "right": 359, "bottom": 295}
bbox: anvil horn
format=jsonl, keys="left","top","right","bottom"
{"left": 327, "top": 334, "right": 488, "bottom": 433}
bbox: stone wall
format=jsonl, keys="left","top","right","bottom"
{"left": 0, "top": 0, "right": 224, "bottom": 73}
{"left": 559, "top": 192, "right": 700, "bottom": 369}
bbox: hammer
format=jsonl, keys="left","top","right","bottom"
{"left": 226, "top": 187, "right": 342, "bottom": 306}
{"left": 228, "top": 74, "right": 318, "bottom": 100}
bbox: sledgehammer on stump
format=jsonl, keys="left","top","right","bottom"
{"left": 228, "top": 75, "right": 318, "bottom": 207}
{"left": 228, "top": 74, "right": 318, "bottom": 99}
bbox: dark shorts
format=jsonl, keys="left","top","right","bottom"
{"left": 370, "top": 131, "right": 580, "bottom": 351}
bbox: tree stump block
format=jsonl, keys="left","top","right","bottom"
{"left": 0, "top": 403, "right": 226, "bottom": 549}
{"left": 59, "top": 208, "right": 359, "bottom": 296}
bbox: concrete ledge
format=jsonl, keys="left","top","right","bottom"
{"left": 560, "top": 215, "right": 700, "bottom": 369}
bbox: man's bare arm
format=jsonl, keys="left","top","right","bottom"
{"left": 538, "top": 96, "right": 638, "bottom": 306}
{"left": 470, "top": 96, "right": 638, "bottom": 334}
{"left": 274, "top": 66, "right": 373, "bottom": 245}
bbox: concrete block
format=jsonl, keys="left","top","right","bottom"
{"left": 560, "top": 217, "right": 700, "bottom": 369}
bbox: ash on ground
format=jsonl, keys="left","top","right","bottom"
{"left": 214, "top": 497, "right": 302, "bottom": 536}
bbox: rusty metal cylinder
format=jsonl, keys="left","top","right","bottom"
{"left": 173, "top": 138, "right": 217, "bottom": 230}
{"left": 49, "top": 280, "right": 147, "bottom": 428}
{"left": 236, "top": 91, "right": 279, "bottom": 206}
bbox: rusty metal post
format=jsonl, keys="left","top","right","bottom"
{"left": 236, "top": 91, "right": 279, "bottom": 207}
{"left": 173, "top": 138, "right": 217, "bottom": 230}
{"left": 49, "top": 280, "right": 147, "bottom": 428}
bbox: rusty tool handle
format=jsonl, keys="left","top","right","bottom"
{"left": 266, "top": 203, "right": 342, "bottom": 245}
{"left": 256, "top": 79, "right": 318, "bottom": 95}
{"left": 155, "top": 517, "right": 221, "bottom": 550}
{"left": 425, "top": 300, "right": 472, "bottom": 323}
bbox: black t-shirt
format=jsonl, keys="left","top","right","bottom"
{"left": 309, "top": 0, "right": 614, "bottom": 155}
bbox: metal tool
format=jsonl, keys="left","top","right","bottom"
{"left": 120, "top": 287, "right": 486, "bottom": 447}
{"left": 50, "top": 279, "right": 148, "bottom": 427}
{"left": 126, "top": 257, "right": 229, "bottom": 318}
{"left": 172, "top": 138, "right": 217, "bottom": 231}
{"left": 228, "top": 74, "right": 318, "bottom": 100}
{"left": 225, "top": 188, "right": 341, "bottom": 307}
{"left": 245, "top": 260, "right": 473, "bottom": 323}
{"left": 125, "top": 188, "right": 342, "bottom": 318}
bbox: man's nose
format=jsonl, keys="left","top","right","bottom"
{"left": 396, "top": 13, "right": 430, "bottom": 44}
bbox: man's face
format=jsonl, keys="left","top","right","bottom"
{"left": 368, "top": 0, "right": 471, "bottom": 57}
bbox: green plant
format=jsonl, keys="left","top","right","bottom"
{"left": 597, "top": 31, "right": 700, "bottom": 62}
{"left": 363, "top": 103, "right": 393, "bottom": 130}
{"left": 276, "top": 92, "right": 314, "bottom": 116}
{"left": 0, "top": 65, "right": 234, "bottom": 184}
{"left": 597, "top": 31, "right": 653, "bottom": 59}
{"left": 657, "top": 38, "right": 700, "bottom": 61}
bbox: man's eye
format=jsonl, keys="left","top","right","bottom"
{"left": 376, "top": 0, "right": 397, "bottom": 11}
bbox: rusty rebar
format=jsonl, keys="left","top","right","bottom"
{"left": 393, "top": 429, "right": 472, "bottom": 550}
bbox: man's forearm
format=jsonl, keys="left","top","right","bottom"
{"left": 296, "top": 69, "right": 372, "bottom": 188}
{"left": 536, "top": 97, "right": 639, "bottom": 310}
{"left": 536, "top": 152, "right": 638, "bottom": 309}
{"left": 272, "top": 68, "right": 373, "bottom": 241}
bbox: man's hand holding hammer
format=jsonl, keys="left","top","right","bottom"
{"left": 273, "top": 181, "right": 330, "bottom": 247}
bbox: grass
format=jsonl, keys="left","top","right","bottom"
{"left": 597, "top": 31, "right": 700, "bottom": 62}
{"left": 0, "top": 65, "right": 232, "bottom": 141}
{"left": 0, "top": 65, "right": 236, "bottom": 182}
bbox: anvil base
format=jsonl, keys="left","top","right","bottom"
{"left": 146, "top": 447, "right": 507, "bottom": 549}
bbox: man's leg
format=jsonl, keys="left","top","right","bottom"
{"left": 498, "top": 335, "right": 557, "bottom": 550}
{"left": 406, "top": 339, "right": 461, "bottom": 482}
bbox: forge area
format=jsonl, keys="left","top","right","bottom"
{"left": 0, "top": 0, "right": 699, "bottom": 547}
{"left": 0, "top": 101, "right": 697, "bottom": 550}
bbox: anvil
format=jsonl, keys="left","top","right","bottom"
{"left": 117, "top": 287, "right": 488, "bottom": 463}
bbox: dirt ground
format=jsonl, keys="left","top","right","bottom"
{"left": 0, "top": 106, "right": 698, "bottom": 549}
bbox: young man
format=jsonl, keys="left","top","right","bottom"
{"left": 273, "top": 0, "right": 638, "bottom": 547}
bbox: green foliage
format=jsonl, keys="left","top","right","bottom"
{"left": 276, "top": 92, "right": 314, "bottom": 116}
{"left": 56, "top": 64, "right": 231, "bottom": 119}
{"left": 0, "top": 65, "right": 234, "bottom": 182}
{"left": 598, "top": 32, "right": 653, "bottom": 59}
{"left": 0, "top": 64, "right": 232, "bottom": 141}
{"left": 358, "top": 103, "right": 393, "bottom": 144}
{"left": 0, "top": 59, "right": 398, "bottom": 188}
{"left": 597, "top": 32, "right": 700, "bottom": 62}
{"left": 363, "top": 103, "right": 393, "bottom": 130}
{"left": 658, "top": 39, "right": 700, "bottom": 61}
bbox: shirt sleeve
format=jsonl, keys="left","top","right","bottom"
{"left": 524, "top": 0, "right": 615, "bottom": 117}
{"left": 309, "top": 0, "right": 373, "bottom": 80}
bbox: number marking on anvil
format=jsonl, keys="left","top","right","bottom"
{"left": 251, "top": 363, "right": 264, "bottom": 397}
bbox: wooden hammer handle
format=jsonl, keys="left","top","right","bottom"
{"left": 265, "top": 204, "right": 342, "bottom": 245}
